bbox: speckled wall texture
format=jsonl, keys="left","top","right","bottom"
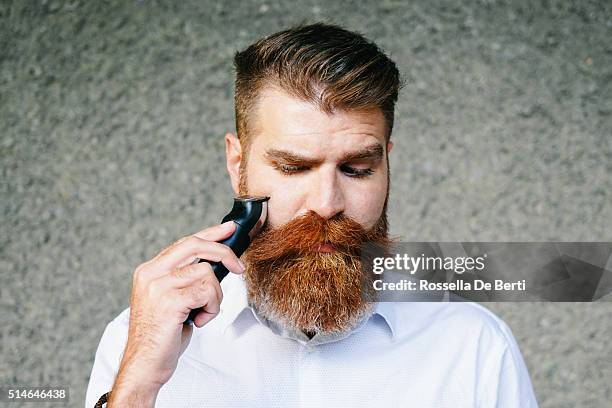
{"left": 1, "top": 1, "right": 611, "bottom": 407}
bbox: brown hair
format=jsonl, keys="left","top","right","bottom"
{"left": 233, "top": 22, "right": 403, "bottom": 155}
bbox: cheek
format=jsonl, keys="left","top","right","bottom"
{"left": 267, "top": 193, "right": 299, "bottom": 229}
{"left": 345, "top": 177, "right": 388, "bottom": 229}
{"left": 244, "top": 164, "right": 303, "bottom": 229}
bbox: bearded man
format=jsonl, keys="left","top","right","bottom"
{"left": 86, "top": 22, "right": 538, "bottom": 408}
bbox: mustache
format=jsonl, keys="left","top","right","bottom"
{"left": 245, "top": 210, "right": 390, "bottom": 260}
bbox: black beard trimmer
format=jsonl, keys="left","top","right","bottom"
{"left": 184, "top": 195, "right": 269, "bottom": 325}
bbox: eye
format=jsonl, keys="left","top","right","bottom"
{"left": 276, "top": 164, "right": 308, "bottom": 175}
{"left": 340, "top": 164, "right": 374, "bottom": 178}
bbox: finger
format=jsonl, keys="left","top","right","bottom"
{"left": 179, "top": 284, "right": 221, "bottom": 321}
{"left": 154, "top": 235, "right": 191, "bottom": 260}
{"left": 176, "top": 243, "right": 244, "bottom": 271}
{"left": 169, "top": 261, "right": 215, "bottom": 288}
{"left": 168, "top": 262, "right": 225, "bottom": 304}
{"left": 158, "top": 240, "right": 245, "bottom": 277}
{"left": 155, "top": 282, "right": 221, "bottom": 326}
{"left": 152, "top": 221, "right": 236, "bottom": 264}
{"left": 193, "top": 309, "right": 218, "bottom": 327}
{"left": 193, "top": 265, "right": 223, "bottom": 305}
{"left": 189, "top": 283, "right": 223, "bottom": 328}
{"left": 154, "top": 264, "right": 224, "bottom": 307}
{"left": 179, "top": 252, "right": 246, "bottom": 277}
{"left": 182, "top": 286, "right": 223, "bottom": 328}
{"left": 193, "top": 221, "right": 237, "bottom": 241}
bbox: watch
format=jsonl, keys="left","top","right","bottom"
{"left": 94, "top": 391, "right": 110, "bottom": 408}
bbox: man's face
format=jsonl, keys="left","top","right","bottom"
{"left": 225, "top": 85, "right": 393, "bottom": 335}
{"left": 229, "top": 85, "right": 392, "bottom": 229}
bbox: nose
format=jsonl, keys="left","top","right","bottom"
{"left": 305, "top": 166, "right": 345, "bottom": 219}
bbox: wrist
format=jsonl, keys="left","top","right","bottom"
{"left": 107, "top": 368, "right": 162, "bottom": 408}
{"left": 117, "top": 346, "right": 171, "bottom": 391}
{"left": 107, "top": 382, "right": 160, "bottom": 408}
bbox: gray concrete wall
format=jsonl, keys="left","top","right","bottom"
{"left": 1, "top": 1, "right": 610, "bottom": 407}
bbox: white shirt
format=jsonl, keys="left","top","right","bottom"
{"left": 86, "top": 272, "right": 539, "bottom": 407}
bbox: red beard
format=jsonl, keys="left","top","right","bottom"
{"left": 243, "top": 210, "right": 390, "bottom": 336}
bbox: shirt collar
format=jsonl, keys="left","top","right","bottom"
{"left": 373, "top": 301, "right": 398, "bottom": 338}
{"left": 219, "top": 273, "right": 397, "bottom": 344}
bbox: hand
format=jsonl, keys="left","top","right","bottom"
{"left": 107, "top": 221, "right": 245, "bottom": 407}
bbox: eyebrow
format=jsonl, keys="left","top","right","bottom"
{"left": 264, "top": 143, "right": 384, "bottom": 166}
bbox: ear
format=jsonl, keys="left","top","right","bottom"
{"left": 386, "top": 140, "right": 394, "bottom": 154}
{"left": 225, "top": 132, "right": 242, "bottom": 195}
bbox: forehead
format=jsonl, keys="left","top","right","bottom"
{"left": 250, "top": 86, "right": 387, "bottom": 154}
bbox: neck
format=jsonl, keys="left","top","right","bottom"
{"left": 303, "top": 330, "right": 317, "bottom": 339}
